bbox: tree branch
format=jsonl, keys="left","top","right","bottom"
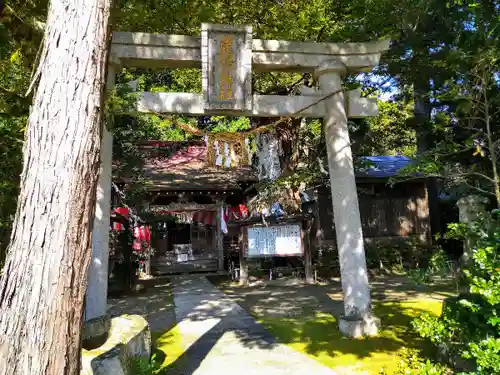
{"left": 459, "top": 181, "right": 496, "bottom": 197}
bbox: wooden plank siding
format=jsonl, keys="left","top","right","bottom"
{"left": 316, "top": 181, "right": 431, "bottom": 244}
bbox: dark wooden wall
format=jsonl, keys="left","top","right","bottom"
{"left": 315, "top": 180, "right": 431, "bottom": 245}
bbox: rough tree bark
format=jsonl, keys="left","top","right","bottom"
{"left": 414, "top": 78, "right": 441, "bottom": 237}
{"left": 414, "top": 79, "right": 433, "bottom": 155}
{"left": 0, "top": 0, "right": 113, "bottom": 374}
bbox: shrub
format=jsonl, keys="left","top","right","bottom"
{"left": 379, "top": 348, "right": 451, "bottom": 375}
{"left": 406, "top": 248, "right": 458, "bottom": 285}
{"left": 411, "top": 211, "right": 500, "bottom": 374}
{"left": 364, "top": 238, "right": 440, "bottom": 274}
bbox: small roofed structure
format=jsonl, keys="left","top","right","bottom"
{"left": 113, "top": 140, "right": 257, "bottom": 275}
{"left": 310, "top": 155, "right": 432, "bottom": 271}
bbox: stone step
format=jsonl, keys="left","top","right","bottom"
{"left": 153, "top": 259, "right": 219, "bottom": 275}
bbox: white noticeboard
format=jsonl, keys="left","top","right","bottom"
{"left": 247, "top": 224, "right": 302, "bottom": 257}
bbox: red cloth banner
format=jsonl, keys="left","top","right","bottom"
{"left": 192, "top": 210, "right": 216, "bottom": 226}
{"left": 112, "top": 207, "right": 129, "bottom": 231}
{"left": 114, "top": 207, "right": 129, "bottom": 218}
{"left": 133, "top": 225, "right": 151, "bottom": 251}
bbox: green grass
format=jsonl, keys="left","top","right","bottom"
{"left": 256, "top": 300, "right": 443, "bottom": 374}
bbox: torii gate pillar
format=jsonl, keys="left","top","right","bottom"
{"left": 85, "top": 64, "right": 116, "bottom": 321}
{"left": 315, "top": 61, "right": 380, "bottom": 337}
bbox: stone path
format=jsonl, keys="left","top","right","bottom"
{"left": 172, "top": 275, "right": 339, "bottom": 375}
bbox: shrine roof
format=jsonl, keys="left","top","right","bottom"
{"left": 114, "top": 141, "right": 414, "bottom": 191}
{"left": 114, "top": 140, "right": 257, "bottom": 191}
{"left": 357, "top": 156, "right": 412, "bottom": 178}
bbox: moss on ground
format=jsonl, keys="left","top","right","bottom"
{"left": 143, "top": 288, "right": 185, "bottom": 375}
{"left": 151, "top": 326, "right": 185, "bottom": 374}
{"left": 121, "top": 276, "right": 446, "bottom": 374}
{"left": 255, "top": 299, "right": 443, "bottom": 374}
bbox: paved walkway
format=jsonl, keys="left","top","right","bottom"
{"left": 172, "top": 275, "right": 338, "bottom": 375}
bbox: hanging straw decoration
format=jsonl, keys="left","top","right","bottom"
{"left": 175, "top": 120, "right": 276, "bottom": 141}
{"left": 229, "top": 142, "right": 237, "bottom": 167}
{"left": 206, "top": 136, "right": 216, "bottom": 166}
{"left": 239, "top": 138, "right": 249, "bottom": 165}
{"left": 146, "top": 87, "right": 345, "bottom": 142}
{"left": 143, "top": 87, "right": 345, "bottom": 170}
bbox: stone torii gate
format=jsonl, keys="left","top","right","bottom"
{"left": 86, "top": 23, "right": 389, "bottom": 337}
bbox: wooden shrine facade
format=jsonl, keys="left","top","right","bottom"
{"left": 114, "top": 140, "right": 257, "bottom": 275}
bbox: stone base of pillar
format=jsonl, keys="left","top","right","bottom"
{"left": 304, "top": 276, "right": 315, "bottom": 285}
{"left": 338, "top": 315, "right": 381, "bottom": 338}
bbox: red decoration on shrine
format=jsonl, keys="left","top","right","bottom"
{"left": 192, "top": 211, "right": 216, "bottom": 226}
{"left": 228, "top": 204, "right": 249, "bottom": 221}
{"left": 133, "top": 225, "right": 151, "bottom": 251}
{"left": 114, "top": 207, "right": 129, "bottom": 218}
{"left": 112, "top": 207, "right": 129, "bottom": 231}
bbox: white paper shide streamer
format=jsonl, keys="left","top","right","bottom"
{"left": 256, "top": 133, "right": 281, "bottom": 181}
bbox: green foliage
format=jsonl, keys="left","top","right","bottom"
{"left": 411, "top": 212, "right": 500, "bottom": 374}
{"left": 406, "top": 268, "right": 433, "bottom": 285}
{"left": 407, "top": 248, "right": 453, "bottom": 285}
{"left": 129, "top": 357, "right": 157, "bottom": 375}
{"left": 0, "top": 1, "right": 46, "bottom": 115}
{"left": 205, "top": 116, "right": 251, "bottom": 133}
{"left": 392, "top": 45, "right": 500, "bottom": 202}
{"left": 446, "top": 213, "right": 500, "bottom": 306}
{"left": 358, "top": 99, "right": 417, "bottom": 157}
{"left": 364, "top": 239, "right": 440, "bottom": 274}
{"left": 427, "top": 250, "right": 450, "bottom": 276}
{"left": 0, "top": 115, "right": 25, "bottom": 265}
{"left": 379, "top": 347, "right": 451, "bottom": 375}
{"left": 463, "top": 338, "right": 500, "bottom": 374}
{"left": 115, "top": 0, "right": 351, "bottom": 42}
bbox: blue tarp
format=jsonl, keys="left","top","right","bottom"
{"left": 357, "top": 156, "right": 412, "bottom": 178}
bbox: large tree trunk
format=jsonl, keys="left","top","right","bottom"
{"left": 0, "top": 0, "right": 113, "bottom": 374}
{"left": 414, "top": 80, "right": 433, "bottom": 154}
{"left": 413, "top": 78, "right": 441, "bottom": 237}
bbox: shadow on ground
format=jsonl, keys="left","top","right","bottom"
{"left": 154, "top": 319, "right": 282, "bottom": 375}
{"left": 154, "top": 275, "right": 345, "bottom": 375}
{"left": 107, "top": 277, "right": 176, "bottom": 332}
{"left": 107, "top": 274, "right": 449, "bottom": 375}
{"left": 206, "top": 274, "right": 447, "bottom": 374}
